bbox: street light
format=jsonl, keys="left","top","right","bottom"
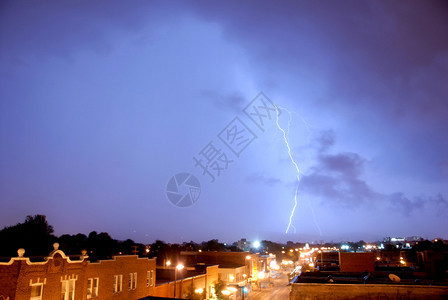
{"left": 174, "top": 264, "right": 184, "bottom": 298}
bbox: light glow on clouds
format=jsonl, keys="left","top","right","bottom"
{"left": 1, "top": 0, "right": 447, "bottom": 242}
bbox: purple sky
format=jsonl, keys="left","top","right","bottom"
{"left": 1, "top": 0, "right": 447, "bottom": 243}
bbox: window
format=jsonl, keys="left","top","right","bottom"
{"left": 129, "top": 272, "right": 137, "bottom": 290}
{"left": 61, "top": 279, "right": 75, "bottom": 300}
{"left": 113, "top": 275, "right": 122, "bottom": 293}
{"left": 147, "top": 270, "right": 154, "bottom": 287}
{"left": 30, "top": 283, "right": 43, "bottom": 300}
{"left": 87, "top": 278, "right": 99, "bottom": 299}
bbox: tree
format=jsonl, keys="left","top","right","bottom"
{"left": 183, "top": 241, "right": 199, "bottom": 251}
{"left": 87, "top": 231, "right": 118, "bottom": 260}
{"left": 58, "top": 233, "right": 87, "bottom": 255}
{"left": 149, "top": 240, "right": 171, "bottom": 265}
{"left": 0, "top": 215, "right": 56, "bottom": 257}
{"left": 213, "top": 280, "right": 229, "bottom": 300}
{"left": 202, "top": 239, "right": 226, "bottom": 252}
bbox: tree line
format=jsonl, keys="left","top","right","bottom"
{"left": 1, "top": 215, "right": 444, "bottom": 262}
{"left": 0, "top": 215, "right": 242, "bottom": 262}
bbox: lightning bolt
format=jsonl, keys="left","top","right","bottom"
{"left": 274, "top": 105, "right": 322, "bottom": 236}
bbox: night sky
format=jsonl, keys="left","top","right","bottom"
{"left": 1, "top": 1, "right": 447, "bottom": 243}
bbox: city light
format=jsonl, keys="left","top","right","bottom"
{"left": 253, "top": 241, "right": 261, "bottom": 248}
{"left": 258, "top": 272, "right": 265, "bottom": 279}
{"left": 270, "top": 261, "right": 280, "bottom": 270}
{"left": 166, "top": 261, "right": 171, "bottom": 267}
{"left": 176, "top": 264, "right": 184, "bottom": 270}
{"left": 246, "top": 255, "right": 251, "bottom": 260}
{"left": 195, "top": 288, "right": 203, "bottom": 294}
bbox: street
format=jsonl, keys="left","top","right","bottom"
{"left": 246, "top": 272, "right": 290, "bottom": 300}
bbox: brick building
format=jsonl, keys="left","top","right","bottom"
{"left": 0, "top": 243, "right": 156, "bottom": 300}
{"left": 152, "top": 265, "right": 219, "bottom": 299}
{"left": 339, "top": 252, "right": 375, "bottom": 273}
{"left": 179, "top": 251, "right": 260, "bottom": 299}
{"left": 180, "top": 251, "right": 259, "bottom": 279}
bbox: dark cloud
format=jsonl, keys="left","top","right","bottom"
{"left": 200, "top": 90, "right": 246, "bottom": 113}
{"left": 319, "top": 153, "right": 365, "bottom": 178}
{"left": 185, "top": 0, "right": 448, "bottom": 184}
{"left": 301, "top": 161, "right": 377, "bottom": 207}
{"left": 0, "top": 0, "right": 184, "bottom": 62}
{"left": 302, "top": 131, "right": 446, "bottom": 216}
{"left": 246, "top": 173, "right": 281, "bottom": 187}
{"left": 429, "top": 194, "right": 448, "bottom": 217}
{"left": 314, "top": 130, "right": 336, "bottom": 153}
{"left": 1, "top": 0, "right": 447, "bottom": 240}
{"left": 387, "top": 193, "right": 425, "bottom": 216}
{"left": 388, "top": 193, "right": 448, "bottom": 217}
{"left": 301, "top": 131, "right": 377, "bottom": 206}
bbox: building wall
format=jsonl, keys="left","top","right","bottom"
{"left": 86, "top": 255, "right": 156, "bottom": 300}
{"left": 153, "top": 282, "right": 172, "bottom": 297}
{"left": 0, "top": 260, "right": 20, "bottom": 300}
{"left": 218, "top": 266, "right": 246, "bottom": 285}
{"left": 182, "top": 252, "right": 246, "bottom": 267}
{"left": 181, "top": 251, "right": 258, "bottom": 279}
{"left": 290, "top": 283, "right": 448, "bottom": 300}
{"left": 0, "top": 248, "right": 156, "bottom": 300}
{"left": 0, "top": 250, "right": 87, "bottom": 300}
{"left": 205, "top": 265, "right": 219, "bottom": 297}
{"left": 154, "top": 265, "right": 218, "bottom": 299}
{"left": 339, "top": 252, "right": 374, "bottom": 273}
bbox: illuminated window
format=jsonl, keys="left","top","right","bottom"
{"left": 147, "top": 270, "right": 154, "bottom": 287}
{"left": 61, "top": 279, "right": 75, "bottom": 300}
{"left": 113, "top": 275, "right": 122, "bottom": 293}
{"left": 128, "top": 272, "right": 137, "bottom": 290}
{"left": 87, "top": 278, "right": 99, "bottom": 299}
{"left": 30, "top": 283, "right": 43, "bottom": 300}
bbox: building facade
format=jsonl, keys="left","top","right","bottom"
{"left": 0, "top": 244, "right": 156, "bottom": 300}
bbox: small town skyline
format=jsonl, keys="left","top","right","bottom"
{"left": 1, "top": 0, "right": 447, "bottom": 258}
{"left": 0, "top": 214, "right": 443, "bottom": 251}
